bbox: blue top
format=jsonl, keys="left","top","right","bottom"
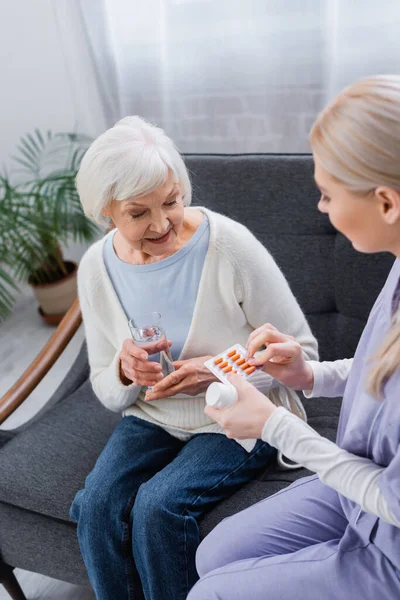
{"left": 337, "top": 257, "right": 400, "bottom": 567}
{"left": 103, "top": 214, "right": 210, "bottom": 361}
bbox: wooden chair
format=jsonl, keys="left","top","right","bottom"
{"left": 0, "top": 299, "right": 82, "bottom": 600}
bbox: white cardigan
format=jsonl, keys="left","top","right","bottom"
{"left": 78, "top": 207, "right": 318, "bottom": 451}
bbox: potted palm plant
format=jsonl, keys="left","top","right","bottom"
{"left": 0, "top": 176, "right": 36, "bottom": 321}
{"left": 0, "top": 130, "right": 99, "bottom": 324}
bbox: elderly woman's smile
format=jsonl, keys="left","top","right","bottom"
{"left": 146, "top": 230, "right": 172, "bottom": 243}
{"left": 102, "top": 172, "right": 202, "bottom": 264}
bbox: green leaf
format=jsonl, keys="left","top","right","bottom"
{"left": 35, "top": 128, "right": 45, "bottom": 147}
{"left": 0, "top": 129, "right": 96, "bottom": 317}
{"left": 26, "top": 132, "right": 43, "bottom": 154}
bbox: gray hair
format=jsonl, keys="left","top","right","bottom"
{"left": 76, "top": 116, "right": 192, "bottom": 224}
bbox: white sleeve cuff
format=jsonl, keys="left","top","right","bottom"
{"left": 91, "top": 349, "right": 142, "bottom": 413}
{"left": 302, "top": 359, "right": 353, "bottom": 399}
{"left": 302, "top": 360, "right": 325, "bottom": 398}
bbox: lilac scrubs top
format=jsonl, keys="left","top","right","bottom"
{"left": 337, "top": 258, "right": 400, "bottom": 568}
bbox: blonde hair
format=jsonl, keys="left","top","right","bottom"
{"left": 310, "top": 75, "right": 400, "bottom": 398}
{"left": 76, "top": 116, "right": 192, "bottom": 224}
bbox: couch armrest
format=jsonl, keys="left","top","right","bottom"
{"left": 0, "top": 298, "right": 82, "bottom": 425}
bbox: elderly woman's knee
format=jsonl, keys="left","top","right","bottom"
{"left": 69, "top": 489, "right": 85, "bottom": 523}
{"left": 133, "top": 479, "right": 176, "bottom": 529}
{"left": 71, "top": 478, "right": 127, "bottom": 527}
{"left": 70, "top": 489, "right": 105, "bottom": 526}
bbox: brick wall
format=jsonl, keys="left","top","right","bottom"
{"left": 110, "top": 0, "right": 399, "bottom": 153}
{"left": 112, "top": 0, "right": 326, "bottom": 152}
{"left": 136, "top": 86, "right": 325, "bottom": 153}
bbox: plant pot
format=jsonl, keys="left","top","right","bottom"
{"left": 31, "top": 261, "right": 78, "bottom": 324}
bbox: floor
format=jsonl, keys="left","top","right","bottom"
{"left": 0, "top": 287, "right": 94, "bottom": 599}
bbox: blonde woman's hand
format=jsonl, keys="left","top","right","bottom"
{"left": 204, "top": 373, "right": 277, "bottom": 439}
{"left": 119, "top": 339, "right": 166, "bottom": 387}
{"left": 246, "top": 323, "right": 314, "bottom": 391}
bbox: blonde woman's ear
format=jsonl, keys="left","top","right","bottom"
{"left": 376, "top": 187, "right": 400, "bottom": 222}
{"left": 375, "top": 186, "right": 400, "bottom": 225}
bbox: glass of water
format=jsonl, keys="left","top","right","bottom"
{"left": 128, "top": 312, "right": 175, "bottom": 382}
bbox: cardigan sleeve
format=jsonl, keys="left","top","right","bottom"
{"left": 78, "top": 266, "right": 142, "bottom": 413}
{"left": 220, "top": 225, "right": 318, "bottom": 398}
{"left": 232, "top": 227, "right": 319, "bottom": 362}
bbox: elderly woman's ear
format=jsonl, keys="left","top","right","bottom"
{"left": 101, "top": 205, "right": 116, "bottom": 232}
{"left": 101, "top": 204, "right": 112, "bottom": 219}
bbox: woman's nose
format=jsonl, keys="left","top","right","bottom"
{"left": 150, "top": 210, "right": 169, "bottom": 233}
{"left": 317, "top": 198, "right": 329, "bottom": 214}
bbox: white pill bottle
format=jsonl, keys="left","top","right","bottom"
{"left": 206, "top": 382, "right": 238, "bottom": 409}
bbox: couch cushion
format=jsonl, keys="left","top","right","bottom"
{"left": 0, "top": 503, "right": 89, "bottom": 587}
{"left": 0, "top": 380, "right": 121, "bottom": 521}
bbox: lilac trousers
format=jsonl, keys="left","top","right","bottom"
{"left": 188, "top": 475, "right": 400, "bottom": 600}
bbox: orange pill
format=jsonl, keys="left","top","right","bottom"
{"left": 214, "top": 357, "right": 223, "bottom": 365}
{"left": 240, "top": 362, "right": 250, "bottom": 370}
{"left": 231, "top": 353, "right": 241, "bottom": 361}
{"left": 227, "top": 350, "right": 236, "bottom": 357}
{"left": 223, "top": 366, "right": 233, "bottom": 373}
{"left": 236, "top": 358, "right": 246, "bottom": 366}
{"left": 245, "top": 366, "right": 256, "bottom": 375}
{"left": 219, "top": 361, "right": 228, "bottom": 369}
{"left": 233, "top": 369, "right": 238, "bottom": 373}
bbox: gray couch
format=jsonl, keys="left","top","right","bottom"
{"left": 0, "top": 154, "right": 393, "bottom": 598}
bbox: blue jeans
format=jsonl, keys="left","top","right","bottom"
{"left": 70, "top": 416, "right": 276, "bottom": 600}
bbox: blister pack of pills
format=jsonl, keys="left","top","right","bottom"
{"left": 205, "top": 344, "right": 261, "bottom": 385}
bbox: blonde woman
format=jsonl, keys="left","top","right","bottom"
{"left": 189, "top": 75, "right": 400, "bottom": 600}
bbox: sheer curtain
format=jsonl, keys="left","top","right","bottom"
{"left": 79, "top": 0, "right": 400, "bottom": 153}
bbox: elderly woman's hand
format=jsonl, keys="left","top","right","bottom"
{"left": 204, "top": 373, "right": 277, "bottom": 439}
{"left": 145, "top": 356, "right": 217, "bottom": 401}
{"left": 246, "top": 323, "right": 314, "bottom": 391}
{"left": 119, "top": 339, "right": 165, "bottom": 387}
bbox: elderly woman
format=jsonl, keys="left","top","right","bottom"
{"left": 69, "top": 116, "right": 318, "bottom": 600}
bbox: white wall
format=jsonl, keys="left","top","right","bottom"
{"left": 0, "top": 0, "right": 106, "bottom": 169}
{"left": 325, "top": 0, "right": 400, "bottom": 100}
